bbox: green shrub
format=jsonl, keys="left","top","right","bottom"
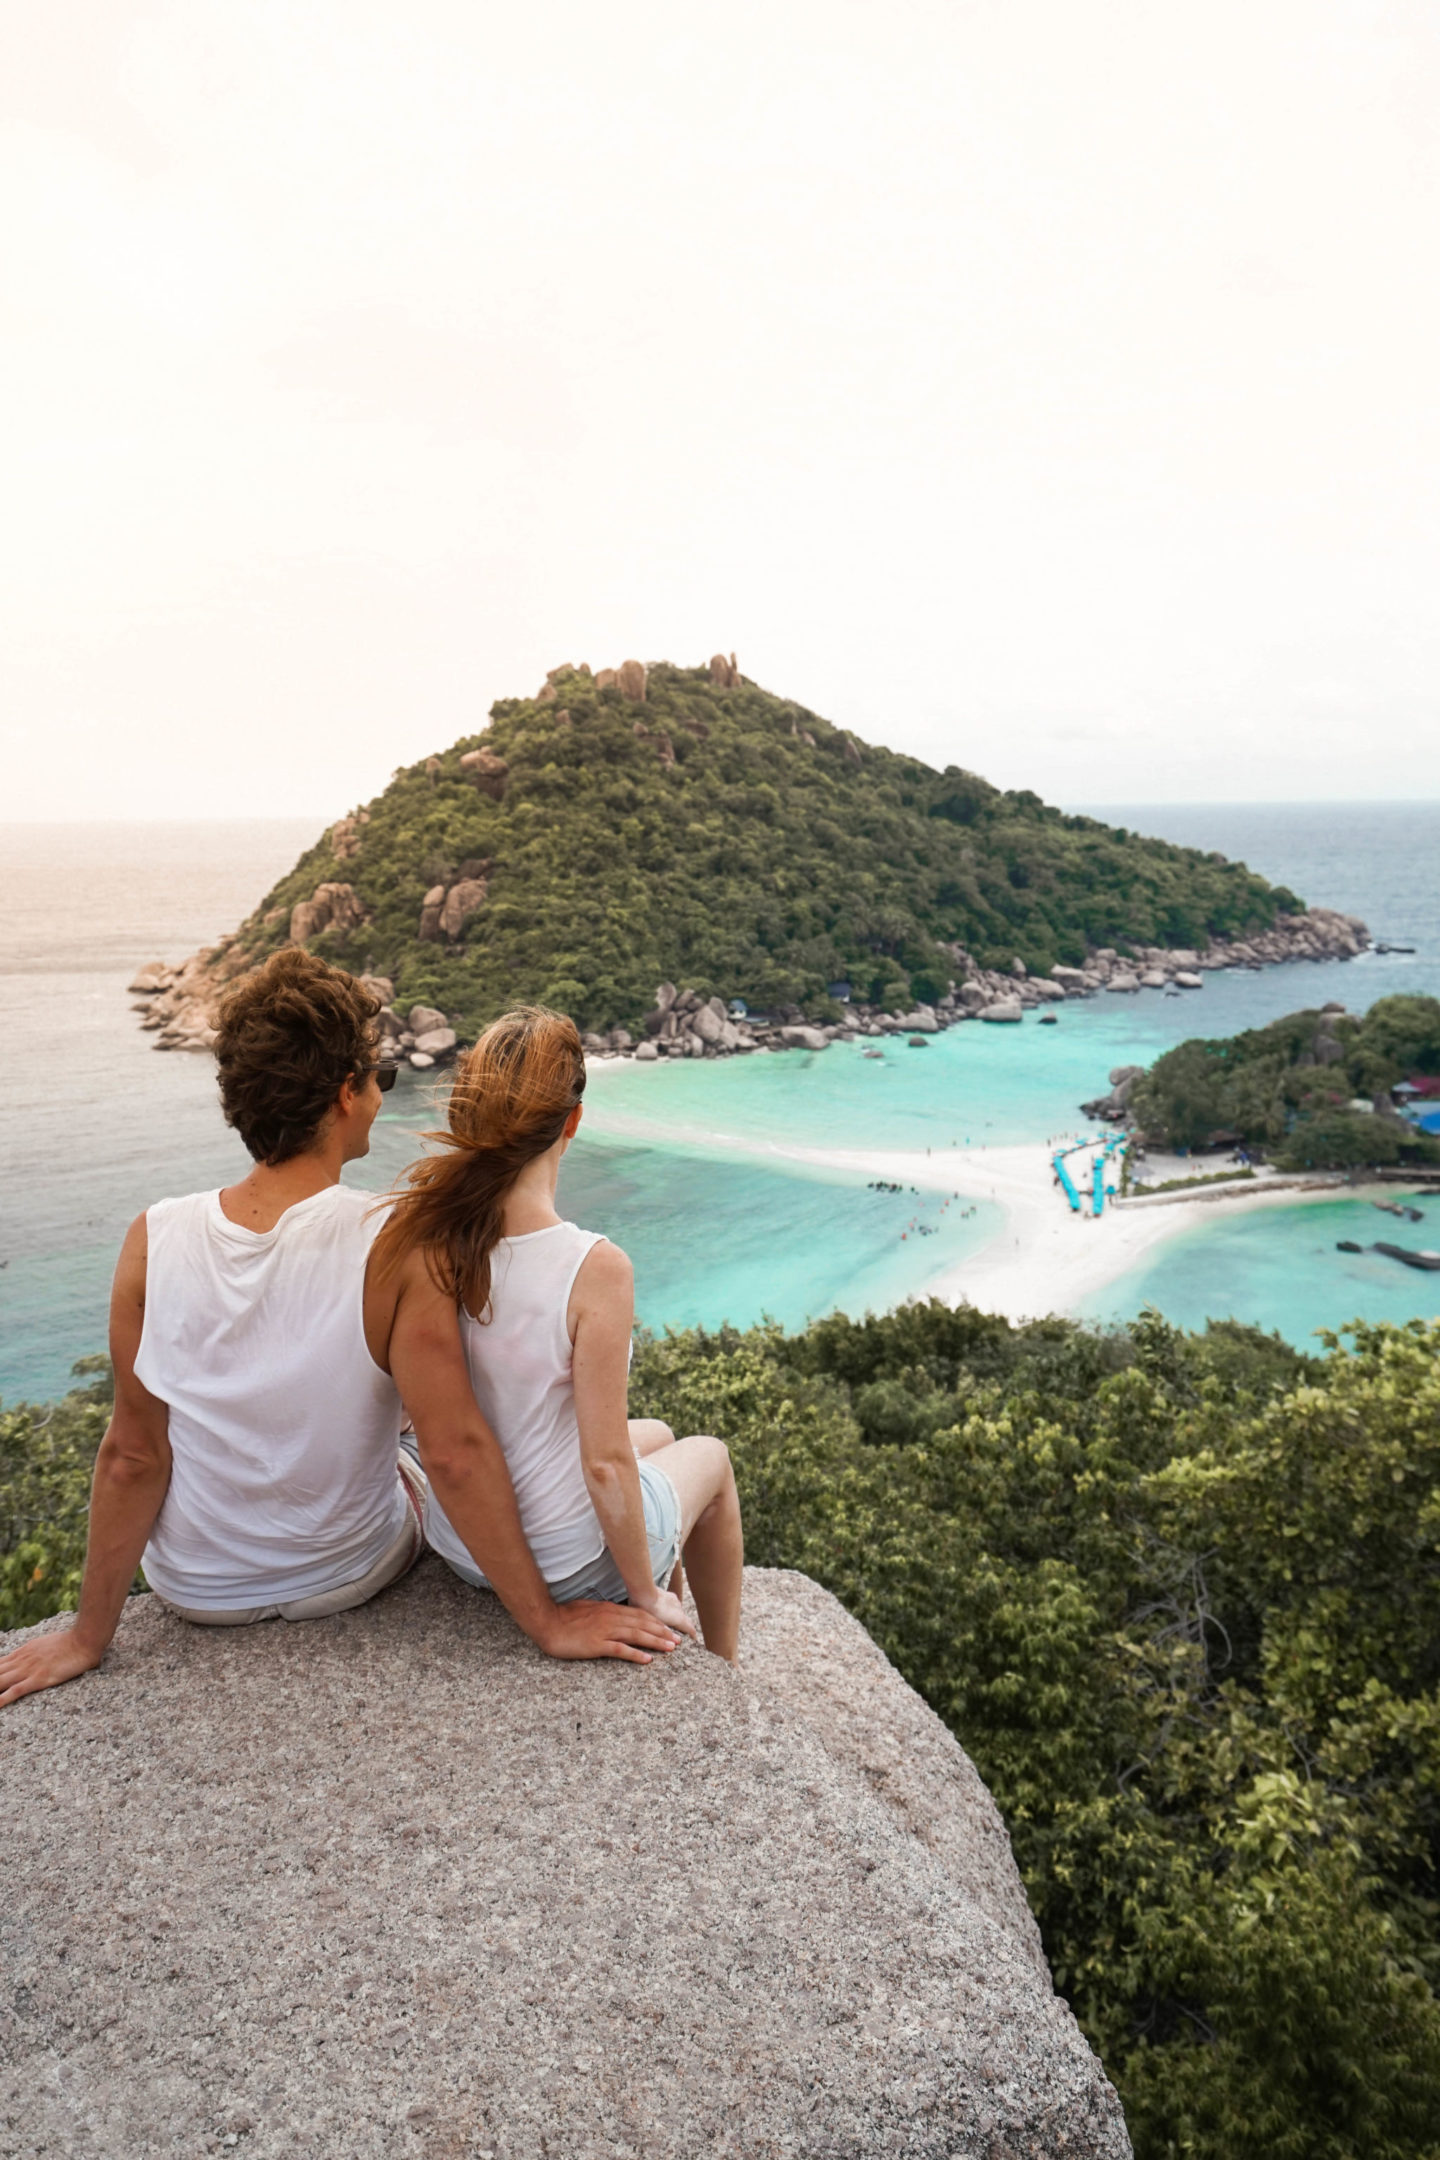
{"left": 0, "top": 1356, "right": 114, "bottom": 1631}
{"left": 630, "top": 1306, "right": 1440, "bottom": 2160}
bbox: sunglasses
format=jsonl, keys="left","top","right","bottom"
{"left": 374, "top": 1063, "right": 399, "bottom": 1093}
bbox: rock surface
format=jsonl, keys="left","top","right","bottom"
{"left": 1, "top": 1566, "right": 1129, "bottom": 2160}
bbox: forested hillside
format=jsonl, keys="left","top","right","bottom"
{"left": 219, "top": 659, "right": 1303, "bottom": 1035}
{"left": 1130, "top": 994, "right": 1440, "bottom": 1168}
{"left": 9, "top": 1308, "right": 1440, "bottom": 2160}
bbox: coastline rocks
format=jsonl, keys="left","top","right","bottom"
{"left": 779, "top": 1024, "right": 830, "bottom": 1051}
{"left": 412, "top": 1027, "right": 457, "bottom": 1059}
{"left": 1104, "top": 972, "right": 1141, "bottom": 995}
{"left": 1173, "top": 971, "right": 1203, "bottom": 989}
{"left": 1, "top": 1567, "right": 1130, "bottom": 2160}
{"left": 128, "top": 962, "right": 174, "bottom": 995}
{"left": 407, "top": 1005, "right": 448, "bottom": 1038}
{"left": 979, "top": 1000, "right": 1024, "bottom": 1023}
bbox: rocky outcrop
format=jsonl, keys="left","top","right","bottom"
{"left": 1, "top": 1566, "right": 1130, "bottom": 2160}
{"left": 1082, "top": 1065, "right": 1146, "bottom": 1123}
{"left": 618, "top": 658, "right": 648, "bottom": 703}
{"left": 708, "top": 651, "right": 741, "bottom": 687}
{"left": 458, "top": 746, "right": 509, "bottom": 800}
{"left": 288, "top": 881, "right": 367, "bottom": 946}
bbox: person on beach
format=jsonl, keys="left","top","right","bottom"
{"left": 372, "top": 1006, "right": 744, "bottom": 1660}
{"left": 0, "top": 954, "right": 678, "bottom": 1709}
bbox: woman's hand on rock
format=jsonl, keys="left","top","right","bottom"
{"left": 627, "top": 1586, "right": 697, "bottom": 1641}
{"left": 538, "top": 1599, "right": 682, "bottom": 1663}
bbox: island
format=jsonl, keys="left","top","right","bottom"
{"left": 126, "top": 654, "right": 1368, "bottom": 1062}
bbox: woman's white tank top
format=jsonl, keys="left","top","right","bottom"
{"left": 423, "top": 1220, "right": 608, "bottom": 1587}
{"left": 134, "top": 1185, "right": 409, "bottom": 1609}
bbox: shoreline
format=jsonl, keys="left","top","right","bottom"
{"left": 579, "top": 1096, "right": 1373, "bottom": 1322}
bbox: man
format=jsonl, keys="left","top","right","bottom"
{"left": 0, "top": 950, "right": 678, "bottom": 1707}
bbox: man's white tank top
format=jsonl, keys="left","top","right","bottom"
{"left": 134, "top": 1185, "right": 409, "bottom": 1609}
{"left": 423, "top": 1220, "right": 608, "bottom": 1587}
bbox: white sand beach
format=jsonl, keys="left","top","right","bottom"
{"left": 677, "top": 1129, "right": 1361, "bottom": 1322}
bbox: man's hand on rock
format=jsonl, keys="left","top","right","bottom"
{"left": 0, "top": 1626, "right": 105, "bottom": 1709}
{"left": 538, "top": 1599, "right": 681, "bottom": 1663}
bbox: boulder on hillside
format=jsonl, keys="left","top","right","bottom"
{"left": 617, "top": 658, "right": 647, "bottom": 703}
{"left": 408, "top": 1004, "right": 448, "bottom": 1038}
{"left": 289, "top": 882, "right": 367, "bottom": 946}
{"left": 1, "top": 1568, "right": 1129, "bottom": 2160}
{"left": 438, "top": 877, "right": 488, "bottom": 941}
{"left": 459, "top": 747, "right": 509, "bottom": 801}
{"left": 418, "top": 884, "right": 448, "bottom": 941}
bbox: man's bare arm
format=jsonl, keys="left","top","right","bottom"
{"left": 384, "top": 1254, "right": 678, "bottom": 1664}
{"left": 0, "top": 1215, "right": 173, "bottom": 1708}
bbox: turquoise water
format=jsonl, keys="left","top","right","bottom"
{"left": 1080, "top": 1193, "right": 1440, "bottom": 1347}
{"left": 3, "top": 804, "right": 1439, "bottom": 1397}
{"left": 364, "top": 1087, "right": 999, "bottom": 1345}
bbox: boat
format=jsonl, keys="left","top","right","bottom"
{"left": 1372, "top": 1242, "right": 1440, "bottom": 1272}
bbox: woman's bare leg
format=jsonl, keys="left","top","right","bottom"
{"left": 629, "top": 1417, "right": 675, "bottom": 1458}
{"left": 644, "top": 1435, "right": 742, "bottom": 1660}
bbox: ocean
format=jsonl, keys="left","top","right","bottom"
{"left": 1, "top": 802, "right": 1437, "bottom": 1402}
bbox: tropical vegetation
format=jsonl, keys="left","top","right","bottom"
{"left": 1130, "top": 994, "right": 1440, "bottom": 1170}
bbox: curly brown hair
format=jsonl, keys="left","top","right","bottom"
{"left": 216, "top": 948, "right": 381, "bottom": 1165}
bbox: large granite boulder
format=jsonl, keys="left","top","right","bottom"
{"left": 1, "top": 1567, "right": 1127, "bottom": 2160}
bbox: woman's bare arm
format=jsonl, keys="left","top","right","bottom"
{"left": 570, "top": 1244, "right": 694, "bottom": 1638}
{"left": 0, "top": 1215, "right": 173, "bottom": 1708}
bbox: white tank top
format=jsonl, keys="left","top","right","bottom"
{"left": 134, "top": 1185, "right": 409, "bottom": 1609}
{"left": 423, "top": 1220, "right": 608, "bottom": 1586}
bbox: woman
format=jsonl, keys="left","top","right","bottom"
{"left": 373, "top": 1006, "right": 743, "bottom": 1659}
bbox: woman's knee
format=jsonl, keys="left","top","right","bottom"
{"left": 629, "top": 1416, "right": 675, "bottom": 1458}
{"left": 682, "top": 1434, "right": 736, "bottom": 1512}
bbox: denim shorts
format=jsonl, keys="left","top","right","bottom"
{"left": 433, "top": 1455, "right": 683, "bottom": 1605}
{"left": 546, "top": 1458, "right": 683, "bottom": 1605}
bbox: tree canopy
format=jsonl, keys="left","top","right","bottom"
{"left": 1129, "top": 995, "right": 1440, "bottom": 1168}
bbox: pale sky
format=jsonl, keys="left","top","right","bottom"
{"left": 3, "top": 0, "right": 1438, "bottom": 820}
